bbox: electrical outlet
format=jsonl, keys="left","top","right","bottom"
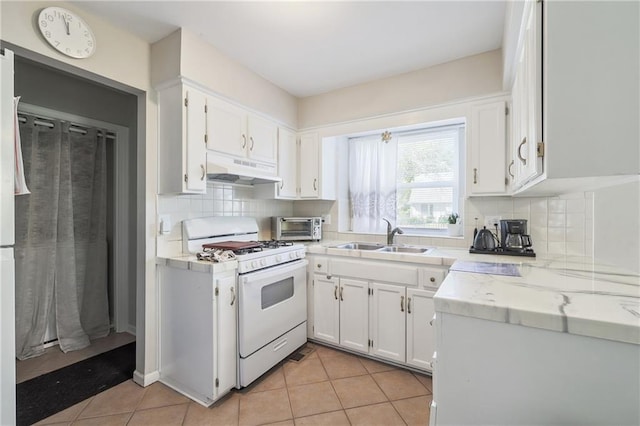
{"left": 484, "top": 215, "right": 502, "bottom": 228}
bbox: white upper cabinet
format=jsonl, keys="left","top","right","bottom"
{"left": 207, "top": 96, "right": 277, "bottom": 165}
{"left": 511, "top": 0, "right": 639, "bottom": 195}
{"left": 247, "top": 115, "right": 277, "bottom": 164}
{"left": 276, "top": 127, "right": 298, "bottom": 198}
{"left": 299, "top": 133, "right": 321, "bottom": 198}
{"left": 255, "top": 132, "right": 336, "bottom": 200}
{"left": 158, "top": 82, "right": 207, "bottom": 194}
{"left": 468, "top": 100, "right": 507, "bottom": 195}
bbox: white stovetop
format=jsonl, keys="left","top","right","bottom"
{"left": 308, "top": 242, "right": 640, "bottom": 345}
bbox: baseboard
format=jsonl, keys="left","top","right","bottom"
{"left": 133, "top": 369, "right": 160, "bottom": 387}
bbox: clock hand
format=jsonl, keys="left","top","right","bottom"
{"left": 62, "top": 15, "right": 70, "bottom": 35}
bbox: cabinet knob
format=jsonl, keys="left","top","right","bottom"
{"left": 317, "top": 264, "right": 322, "bottom": 268}
{"left": 430, "top": 277, "right": 436, "bottom": 283}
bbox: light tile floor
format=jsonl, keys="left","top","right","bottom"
{"left": 35, "top": 342, "right": 432, "bottom": 426}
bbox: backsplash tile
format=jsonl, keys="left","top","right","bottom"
{"left": 313, "top": 192, "right": 594, "bottom": 258}
{"left": 157, "top": 183, "right": 294, "bottom": 257}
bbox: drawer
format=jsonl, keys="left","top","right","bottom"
{"left": 312, "top": 257, "right": 329, "bottom": 274}
{"left": 419, "top": 267, "right": 447, "bottom": 289}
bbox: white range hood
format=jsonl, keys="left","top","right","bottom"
{"left": 206, "top": 152, "right": 281, "bottom": 185}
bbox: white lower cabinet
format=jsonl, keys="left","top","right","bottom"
{"left": 158, "top": 265, "right": 237, "bottom": 407}
{"left": 339, "top": 278, "right": 369, "bottom": 353}
{"left": 406, "top": 288, "right": 435, "bottom": 370}
{"left": 311, "top": 262, "right": 440, "bottom": 372}
{"left": 370, "top": 283, "right": 406, "bottom": 363}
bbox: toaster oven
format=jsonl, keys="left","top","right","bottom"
{"left": 272, "top": 217, "right": 322, "bottom": 241}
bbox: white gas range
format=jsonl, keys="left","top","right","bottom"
{"left": 183, "top": 216, "right": 308, "bottom": 388}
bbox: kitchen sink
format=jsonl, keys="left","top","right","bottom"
{"left": 333, "top": 242, "right": 431, "bottom": 254}
{"left": 334, "top": 242, "right": 385, "bottom": 250}
{"left": 377, "top": 246, "right": 431, "bottom": 254}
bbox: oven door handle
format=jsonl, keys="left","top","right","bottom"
{"left": 281, "top": 218, "right": 313, "bottom": 222}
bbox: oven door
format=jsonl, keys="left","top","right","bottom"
{"left": 238, "top": 259, "right": 308, "bottom": 358}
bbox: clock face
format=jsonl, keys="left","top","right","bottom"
{"left": 38, "top": 7, "right": 96, "bottom": 59}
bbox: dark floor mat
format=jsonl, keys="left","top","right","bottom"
{"left": 16, "top": 341, "right": 135, "bottom": 426}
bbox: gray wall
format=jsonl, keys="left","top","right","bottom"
{"left": 14, "top": 57, "right": 138, "bottom": 331}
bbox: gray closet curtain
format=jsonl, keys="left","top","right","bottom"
{"left": 15, "top": 115, "right": 110, "bottom": 360}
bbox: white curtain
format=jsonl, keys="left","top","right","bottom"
{"left": 348, "top": 134, "right": 397, "bottom": 233}
{"left": 15, "top": 115, "right": 110, "bottom": 360}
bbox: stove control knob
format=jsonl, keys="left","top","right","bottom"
{"left": 276, "top": 255, "right": 282, "bottom": 262}
{"left": 260, "top": 259, "right": 267, "bottom": 266}
{"left": 296, "top": 251, "right": 302, "bottom": 258}
{"left": 289, "top": 252, "right": 295, "bottom": 260}
{"left": 251, "top": 261, "right": 257, "bottom": 269}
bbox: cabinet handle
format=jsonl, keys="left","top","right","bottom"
{"left": 340, "top": 286, "right": 344, "bottom": 301}
{"left": 517, "top": 137, "right": 527, "bottom": 165}
{"left": 200, "top": 164, "right": 206, "bottom": 181}
{"left": 249, "top": 136, "right": 255, "bottom": 151}
{"left": 430, "top": 314, "right": 436, "bottom": 326}
{"left": 313, "top": 178, "right": 317, "bottom": 191}
{"left": 242, "top": 134, "right": 247, "bottom": 149}
{"left": 400, "top": 295, "right": 405, "bottom": 312}
{"left": 280, "top": 181, "right": 284, "bottom": 190}
{"left": 407, "top": 297, "right": 412, "bottom": 314}
{"left": 230, "top": 287, "right": 236, "bottom": 306}
{"left": 473, "top": 168, "right": 478, "bottom": 184}
{"left": 334, "top": 285, "right": 338, "bottom": 300}
{"left": 508, "top": 160, "right": 515, "bottom": 178}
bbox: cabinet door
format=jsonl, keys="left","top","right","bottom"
{"left": 215, "top": 273, "right": 238, "bottom": 397}
{"left": 247, "top": 115, "right": 277, "bottom": 164}
{"left": 207, "top": 98, "right": 247, "bottom": 158}
{"left": 339, "top": 278, "right": 369, "bottom": 354}
{"left": 312, "top": 274, "right": 339, "bottom": 345}
{"left": 469, "top": 101, "right": 507, "bottom": 194}
{"left": 299, "top": 133, "right": 320, "bottom": 198}
{"left": 277, "top": 128, "right": 298, "bottom": 198}
{"left": 513, "top": 2, "right": 543, "bottom": 186}
{"left": 370, "top": 283, "right": 406, "bottom": 363}
{"left": 406, "top": 288, "right": 435, "bottom": 371}
{"left": 184, "top": 87, "right": 207, "bottom": 192}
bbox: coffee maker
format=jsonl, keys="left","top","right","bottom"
{"left": 500, "top": 219, "right": 533, "bottom": 253}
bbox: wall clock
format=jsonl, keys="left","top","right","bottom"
{"left": 37, "top": 7, "right": 96, "bottom": 59}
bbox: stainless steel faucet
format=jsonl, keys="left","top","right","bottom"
{"left": 382, "top": 218, "right": 404, "bottom": 245}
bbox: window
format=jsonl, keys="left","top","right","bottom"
{"left": 348, "top": 121, "right": 464, "bottom": 235}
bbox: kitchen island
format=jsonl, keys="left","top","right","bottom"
{"left": 431, "top": 253, "right": 640, "bottom": 426}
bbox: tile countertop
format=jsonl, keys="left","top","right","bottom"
{"left": 307, "top": 242, "right": 640, "bottom": 345}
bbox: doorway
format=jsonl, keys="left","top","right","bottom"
{"left": 13, "top": 57, "right": 137, "bottom": 376}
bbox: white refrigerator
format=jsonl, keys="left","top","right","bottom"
{"left": 0, "top": 47, "right": 16, "bottom": 426}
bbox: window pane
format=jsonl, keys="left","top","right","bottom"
{"left": 396, "top": 129, "right": 458, "bottom": 229}
{"left": 397, "top": 131, "right": 456, "bottom": 185}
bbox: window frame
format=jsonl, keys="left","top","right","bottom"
{"left": 347, "top": 120, "right": 466, "bottom": 237}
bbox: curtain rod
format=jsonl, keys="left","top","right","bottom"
{"left": 17, "top": 113, "right": 116, "bottom": 140}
